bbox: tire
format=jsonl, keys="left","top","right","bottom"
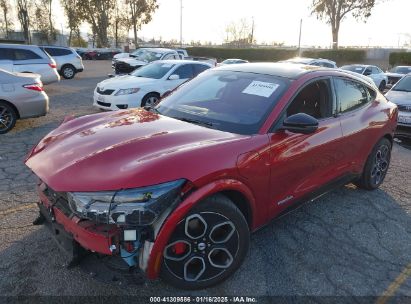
{"left": 0, "top": 101, "right": 17, "bottom": 134}
{"left": 141, "top": 93, "right": 160, "bottom": 108}
{"left": 61, "top": 65, "right": 76, "bottom": 79}
{"left": 161, "top": 194, "right": 250, "bottom": 290}
{"left": 355, "top": 138, "right": 391, "bottom": 190}
{"left": 379, "top": 80, "right": 386, "bottom": 92}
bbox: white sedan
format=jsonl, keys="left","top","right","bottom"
{"left": 93, "top": 60, "right": 212, "bottom": 110}
{"left": 340, "top": 64, "right": 388, "bottom": 91}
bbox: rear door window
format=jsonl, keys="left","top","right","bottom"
{"left": 334, "top": 78, "right": 371, "bottom": 113}
{"left": 0, "top": 48, "right": 13, "bottom": 60}
{"left": 13, "top": 49, "right": 42, "bottom": 60}
{"left": 193, "top": 64, "right": 210, "bottom": 76}
{"left": 173, "top": 64, "right": 194, "bottom": 79}
{"left": 46, "top": 48, "right": 72, "bottom": 56}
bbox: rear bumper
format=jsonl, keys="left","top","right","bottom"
{"left": 17, "top": 92, "right": 49, "bottom": 119}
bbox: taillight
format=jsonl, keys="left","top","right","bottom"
{"left": 49, "top": 63, "right": 56, "bottom": 69}
{"left": 23, "top": 84, "right": 44, "bottom": 92}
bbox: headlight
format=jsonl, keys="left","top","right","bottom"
{"left": 115, "top": 88, "right": 140, "bottom": 96}
{"left": 67, "top": 179, "right": 185, "bottom": 226}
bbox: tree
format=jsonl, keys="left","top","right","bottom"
{"left": 0, "top": 0, "right": 14, "bottom": 38}
{"left": 77, "top": 0, "right": 114, "bottom": 48}
{"left": 126, "top": 0, "right": 158, "bottom": 47}
{"left": 110, "top": 0, "right": 131, "bottom": 48}
{"left": 311, "top": 0, "right": 380, "bottom": 49}
{"left": 61, "top": 0, "right": 82, "bottom": 46}
{"left": 16, "top": 0, "right": 31, "bottom": 43}
{"left": 32, "top": 0, "right": 57, "bottom": 44}
{"left": 224, "top": 18, "right": 255, "bottom": 47}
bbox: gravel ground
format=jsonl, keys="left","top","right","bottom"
{"left": 0, "top": 61, "right": 410, "bottom": 300}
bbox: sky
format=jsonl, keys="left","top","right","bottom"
{"left": 52, "top": 0, "right": 411, "bottom": 48}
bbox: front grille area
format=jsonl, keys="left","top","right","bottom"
{"left": 97, "top": 101, "right": 111, "bottom": 107}
{"left": 398, "top": 105, "right": 411, "bottom": 112}
{"left": 96, "top": 87, "right": 115, "bottom": 95}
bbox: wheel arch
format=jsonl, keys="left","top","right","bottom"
{"left": 145, "top": 178, "right": 256, "bottom": 280}
{"left": 60, "top": 63, "right": 75, "bottom": 73}
{"left": 383, "top": 133, "right": 393, "bottom": 146}
{"left": 0, "top": 99, "right": 20, "bottom": 118}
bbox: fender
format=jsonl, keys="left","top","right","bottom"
{"left": 145, "top": 178, "right": 256, "bottom": 279}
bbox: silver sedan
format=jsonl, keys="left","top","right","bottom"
{"left": 0, "top": 69, "right": 49, "bottom": 134}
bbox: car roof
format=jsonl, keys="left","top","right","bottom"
{"left": 154, "top": 59, "right": 212, "bottom": 66}
{"left": 40, "top": 45, "right": 71, "bottom": 49}
{"left": 0, "top": 43, "right": 41, "bottom": 49}
{"left": 214, "top": 62, "right": 324, "bottom": 79}
{"left": 138, "top": 47, "right": 177, "bottom": 53}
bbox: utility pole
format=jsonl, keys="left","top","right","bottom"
{"left": 180, "top": 0, "right": 183, "bottom": 47}
{"left": 298, "top": 18, "right": 302, "bottom": 56}
{"left": 250, "top": 17, "right": 255, "bottom": 45}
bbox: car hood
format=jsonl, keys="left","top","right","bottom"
{"left": 25, "top": 109, "right": 245, "bottom": 192}
{"left": 97, "top": 75, "right": 157, "bottom": 90}
{"left": 117, "top": 57, "right": 147, "bottom": 67}
{"left": 385, "top": 90, "right": 411, "bottom": 105}
{"left": 385, "top": 72, "right": 404, "bottom": 78}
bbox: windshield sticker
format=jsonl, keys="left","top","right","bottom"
{"left": 355, "top": 67, "right": 363, "bottom": 71}
{"left": 156, "top": 53, "right": 162, "bottom": 58}
{"left": 161, "top": 64, "right": 173, "bottom": 68}
{"left": 242, "top": 81, "right": 279, "bottom": 98}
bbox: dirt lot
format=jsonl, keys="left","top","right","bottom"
{"left": 0, "top": 61, "right": 411, "bottom": 300}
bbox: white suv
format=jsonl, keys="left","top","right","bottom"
{"left": 41, "top": 46, "right": 84, "bottom": 79}
{"left": 0, "top": 44, "right": 60, "bottom": 84}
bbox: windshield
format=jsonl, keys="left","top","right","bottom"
{"left": 341, "top": 65, "right": 365, "bottom": 74}
{"left": 131, "top": 62, "right": 175, "bottom": 79}
{"left": 390, "top": 66, "right": 411, "bottom": 74}
{"left": 155, "top": 70, "right": 290, "bottom": 135}
{"left": 130, "top": 49, "right": 163, "bottom": 62}
{"left": 392, "top": 75, "right": 411, "bottom": 92}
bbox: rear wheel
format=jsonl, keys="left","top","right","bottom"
{"left": 161, "top": 194, "right": 250, "bottom": 290}
{"left": 61, "top": 65, "right": 76, "bottom": 79}
{"left": 355, "top": 138, "right": 391, "bottom": 190}
{"left": 0, "top": 102, "right": 17, "bottom": 134}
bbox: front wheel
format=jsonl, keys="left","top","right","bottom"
{"left": 379, "top": 80, "right": 386, "bottom": 92}
{"left": 141, "top": 93, "right": 160, "bottom": 108}
{"left": 161, "top": 194, "right": 250, "bottom": 290}
{"left": 355, "top": 138, "right": 391, "bottom": 190}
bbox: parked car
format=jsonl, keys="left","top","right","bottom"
{"left": 340, "top": 64, "right": 388, "bottom": 91}
{"left": 114, "top": 48, "right": 181, "bottom": 74}
{"left": 41, "top": 46, "right": 84, "bottom": 79}
{"left": 0, "top": 44, "right": 60, "bottom": 84}
{"left": 385, "top": 66, "right": 411, "bottom": 88}
{"left": 94, "top": 60, "right": 212, "bottom": 110}
{"left": 25, "top": 62, "right": 397, "bottom": 289}
{"left": 0, "top": 69, "right": 48, "bottom": 134}
{"left": 385, "top": 74, "right": 411, "bottom": 137}
{"left": 283, "top": 57, "right": 337, "bottom": 68}
{"left": 218, "top": 58, "right": 249, "bottom": 65}
{"left": 112, "top": 52, "right": 130, "bottom": 67}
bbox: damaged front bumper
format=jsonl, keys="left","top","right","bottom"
{"left": 35, "top": 180, "right": 179, "bottom": 277}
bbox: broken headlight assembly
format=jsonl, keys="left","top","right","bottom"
{"left": 67, "top": 179, "right": 186, "bottom": 226}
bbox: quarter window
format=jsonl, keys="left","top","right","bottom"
{"left": 193, "top": 64, "right": 210, "bottom": 76}
{"left": 335, "top": 78, "right": 370, "bottom": 113}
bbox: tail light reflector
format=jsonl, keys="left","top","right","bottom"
{"left": 49, "top": 63, "right": 56, "bottom": 69}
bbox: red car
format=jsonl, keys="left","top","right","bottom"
{"left": 25, "top": 63, "right": 397, "bottom": 289}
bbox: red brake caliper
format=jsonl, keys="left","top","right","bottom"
{"left": 173, "top": 242, "right": 187, "bottom": 255}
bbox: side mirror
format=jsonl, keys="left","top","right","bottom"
{"left": 283, "top": 113, "right": 319, "bottom": 134}
{"left": 168, "top": 74, "right": 180, "bottom": 80}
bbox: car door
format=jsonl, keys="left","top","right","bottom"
{"left": 333, "top": 77, "right": 381, "bottom": 174}
{"left": 12, "top": 48, "right": 45, "bottom": 74}
{"left": 267, "top": 77, "right": 346, "bottom": 218}
{"left": 164, "top": 64, "right": 195, "bottom": 91}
